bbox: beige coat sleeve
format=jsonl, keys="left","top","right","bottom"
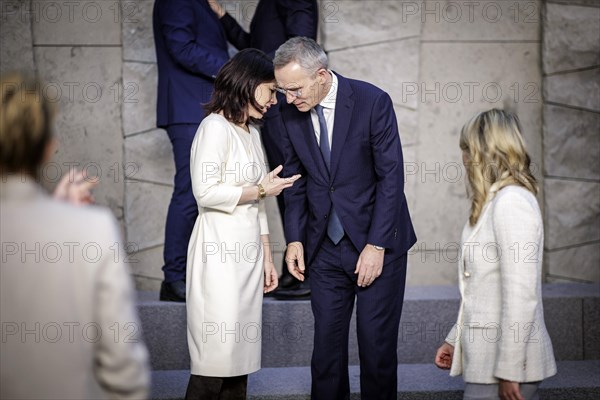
{"left": 93, "top": 211, "right": 150, "bottom": 399}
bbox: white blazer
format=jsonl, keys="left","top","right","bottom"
{"left": 445, "top": 184, "right": 557, "bottom": 384}
{"left": 0, "top": 177, "right": 150, "bottom": 399}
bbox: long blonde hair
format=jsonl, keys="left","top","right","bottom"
{"left": 460, "top": 109, "right": 538, "bottom": 226}
{"left": 1, "top": 72, "right": 56, "bottom": 178}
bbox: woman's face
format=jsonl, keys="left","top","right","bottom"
{"left": 248, "top": 81, "right": 278, "bottom": 120}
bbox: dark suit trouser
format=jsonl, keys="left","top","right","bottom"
{"left": 310, "top": 236, "right": 407, "bottom": 400}
{"left": 163, "top": 124, "right": 199, "bottom": 283}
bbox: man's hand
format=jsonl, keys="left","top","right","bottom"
{"left": 207, "top": 0, "right": 225, "bottom": 18}
{"left": 355, "top": 244, "right": 384, "bottom": 287}
{"left": 498, "top": 380, "right": 524, "bottom": 400}
{"left": 285, "top": 242, "right": 305, "bottom": 281}
{"left": 434, "top": 342, "right": 454, "bottom": 369}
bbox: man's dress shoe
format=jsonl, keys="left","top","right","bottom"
{"left": 160, "top": 280, "right": 186, "bottom": 302}
{"left": 273, "top": 277, "right": 311, "bottom": 300}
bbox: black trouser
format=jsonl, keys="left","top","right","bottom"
{"left": 185, "top": 374, "right": 248, "bottom": 400}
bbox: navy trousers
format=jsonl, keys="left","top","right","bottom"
{"left": 310, "top": 236, "right": 407, "bottom": 400}
{"left": 163, "top": 124, "right": 199, "bottom": 283}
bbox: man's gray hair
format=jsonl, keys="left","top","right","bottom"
{"left": 274, "top": 37, "right": 328, "bottom": 73}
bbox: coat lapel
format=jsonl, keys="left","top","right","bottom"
{"left": 283, "top": 105, "right": 329, "bottom": 182}
{"left": 461, "top": 183, "right": 502, "bottom": 253}
{"left": 329, "top": 74, "right": 354, "bottom": 179}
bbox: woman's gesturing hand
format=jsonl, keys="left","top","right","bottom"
{"left": 434, "top": 342, "right": 454, "bottom": 370}
{"left": 260, "top": 165, "right": 301, "bottom": 197}
{"left": 53, "top": 169, "right": 97, "bottom": 205}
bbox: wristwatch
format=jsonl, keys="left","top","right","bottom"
{"left": 372, "top": 244, "right": 385, "bottom": 251}
{"left": 257, "top": 184, "right": 266, "bottom": 200}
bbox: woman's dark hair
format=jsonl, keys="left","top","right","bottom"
{"left": 205, "top": 48, "right": 275, "bottom": 125}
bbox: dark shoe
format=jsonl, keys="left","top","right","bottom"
{"left": 279, "top": 273, "right": 297, "bottom": 289}
{"left": 160, "top": 280, "right": 186, "bottom": 302}
{"left": 273, "top": 278, "right": 311, "bottom": 300}
{"left": 264, "top": 274, "right": 296, "bottom": 298}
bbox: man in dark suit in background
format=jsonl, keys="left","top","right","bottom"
{"left": 208, "top": 0, "right": 319, "bottom": 298}
{"left": 153, "top": 0, "right": 230, "bottom": 302}
{"left": 274, "top": 37, "right": 417, "bottom": 399}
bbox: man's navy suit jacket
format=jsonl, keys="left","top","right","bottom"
{"left": 153, "top": 0, "right": 230, "bottom": 128}
{"left": 281, "top": 73, "right": 417, "bottom": 266}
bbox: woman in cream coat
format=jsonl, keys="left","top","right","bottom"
{"left": 435, "top": 109, "right": 556, "bottom": 400}
{"left": 185, "top": 49, "right": 300, "bottom": 399}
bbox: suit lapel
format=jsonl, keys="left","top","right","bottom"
{"left": 329, "top": 74, "right": 354, "bottom": 179}
{"left": 283, "top": 106, "right": 329, "bottom": 182}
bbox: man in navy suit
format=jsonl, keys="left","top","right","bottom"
{"left": 207, "top": 0, "right": 319, "bottom": 297}
{"left": 274, "top": 37, "right": 417, "bottom": 399}
{"left": 153, "top": 0, "right": 230, "bottom": 302}
{"left": 211, "top": 0, "right": 318, "bottom": 58}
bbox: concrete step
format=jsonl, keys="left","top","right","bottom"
{"left": 137, "top": 283, "right": 600, "bottom": 371}
{"left": 150, "top": 360, "right": 600, "bottom": 400}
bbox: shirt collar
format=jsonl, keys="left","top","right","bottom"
{"left": 318, "top": 70, "right": 337, "bottom": 110}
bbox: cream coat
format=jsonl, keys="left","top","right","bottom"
{"left": 446, "top": 184, "right": 557, "bottom": 383}
{"left": 186, "top": 114, "right": 269, "bottom": 377}
{"left": 0, "top": 177, "right": 150, "bottom": 399}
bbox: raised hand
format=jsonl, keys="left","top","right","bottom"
{"left": 53, "top": 169, "right": 97, "bottom": 205}
{"left": 260, "top": 165, "right": 301, "bottom": 197}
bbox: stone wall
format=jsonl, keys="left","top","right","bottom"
{"left": 1, "top": 0, "right": 126, "bottom": 237}
{"left": 321, "top": 0, "right": 544, "bottom": 284}
{"left": 542, "top": 0, "right": 600, "bottom": 283}
{"left": 1, "top": 0, "right": 597, "bottom": 289}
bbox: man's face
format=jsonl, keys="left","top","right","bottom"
{"left": 275, "top": 62, "right": 327, "bottom": 112}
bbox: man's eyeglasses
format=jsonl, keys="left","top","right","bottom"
{"left": 275, "top": 87, "right": 302, "bottom": 98}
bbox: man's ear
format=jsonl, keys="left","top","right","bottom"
{"left": 316, "top": 68, "right": 328, "bottom": 84}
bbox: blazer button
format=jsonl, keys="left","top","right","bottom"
{"left": 330, "top": 187, "right": 335, "bottom": 192}
{"left": 324, "top": 214, "right": 328, "bottom": 219}
{"left": 463, "top": 271, "right": 471, "bottom": 278}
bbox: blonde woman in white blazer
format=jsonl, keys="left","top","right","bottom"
{"left": 435, "top": 109, "right": 556, "bottom": 400}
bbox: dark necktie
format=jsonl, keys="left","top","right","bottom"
{"left": 314, "top": 105, "right": 344, "bottom": 244}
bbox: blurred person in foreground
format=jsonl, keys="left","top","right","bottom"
{"left": 0, "top": 72, "right": 150, "bottom": 399}
{"left": 435, "top": 109, "right": 557, "bottom": 400}
{"left": 184, "top": 49, "right": 300, "bottom": 399}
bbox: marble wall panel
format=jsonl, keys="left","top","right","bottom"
{"left": 543, "top": 105, "right": 600, "bottom": 180}
{"left": 544, "top": 179, "right": 600, "bottom": 250}
{"left": 32, "top": 0, "right": 122, "bottom": 45}
{"left": 125, "top": 128, "right": 175, "bottom": 185}
{"left": 0, "top": 0, "right": 35, "bottom": 74}
{"left": 543, "top": 2, "right": 600, "bottom": 73}
{"left": 35, "top": 46, "right": 125, "bottom": 220}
